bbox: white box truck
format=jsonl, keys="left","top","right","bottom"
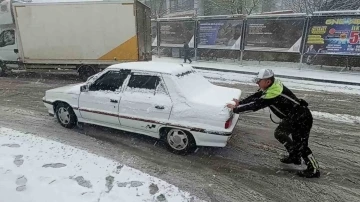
{"left": 0, "top": 0, "right": 152, "bottom": 80}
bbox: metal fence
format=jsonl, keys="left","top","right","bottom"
{"left": 151, "top": 10, "right": 360, "bottom": 69}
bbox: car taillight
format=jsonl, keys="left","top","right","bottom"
{"left": 225, "top": 118, "right": 232, "bottom": 129}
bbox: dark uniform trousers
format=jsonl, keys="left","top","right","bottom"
{"left": 274, "top": 108, "right": 319, "bottom": 169}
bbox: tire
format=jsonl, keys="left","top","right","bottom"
{"left": 0, "top": 62, "right": 7, "bottom": 77}
{"left": 78, "top": 65, "right": 96, "bottom": 81}
{"left": 162, "top": 128, "right": 197, "bottom": 155}
{"left": 55, "top": 102, "right": 77, "bottom": 129}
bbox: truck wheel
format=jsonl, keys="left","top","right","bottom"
{"left": 162, "top": 128, "right": 197, "bottom": 155}
{"left": 55, "top": 102, "right": 77, "bottom": 129}
{"left": 79, "top": 65, "right": 96, "bottom": 81}
{"left": 0, "top": 62, "right": 7, "bottom": 77}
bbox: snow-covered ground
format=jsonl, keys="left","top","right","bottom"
{"left": 266, "top": 108, "right": 360, "bottom": 125}
{"left": 312, "top": 111, "right": 360, "bottom": 125}
{"left": 198, "top": 69, "right": 360, "bottom": 95}
{"left": 153, "top": 57, "right": 360, "bottom": 85}
{"left": 0, "top": 127, "right": 203, "bottom": 202}
{"left": 194, "top": 69, "right": 360, "bottom": 124}
{"left": 152, "top": 57, "right": 360, "bottom": 95}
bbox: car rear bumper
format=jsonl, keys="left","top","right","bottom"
{"left": 192, "top": 113, "right": 239, "bottom": 147}
{"left": 192, "top": 132, "right": 231, "bottom": 147}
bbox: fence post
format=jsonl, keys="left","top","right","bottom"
{"left": 194, "top": 18, "right": 198, "bottom": 61}
{"left": 157, "top": 20, "right": 160, "bottom": 58}
{"left": 299, "top": 16, "right": 310, "bottom": 69}
{"left": 239, "top": 19, "right": 246, "bottom": 65}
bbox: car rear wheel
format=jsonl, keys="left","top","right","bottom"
{"left": 0, "top": 62, "right": 7, "bottom": 77}
{"left": 55, "top": 102, "right": 77, "bottom": 129}
{"left": 163, "top": 128, "right": 196, "bottom": 155}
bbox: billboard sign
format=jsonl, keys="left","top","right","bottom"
{"left": 159, "top": 21, "right": 195, "bottom": 48}
{"left": 306, "top": 16, "right": 360, "bottom": 56}
{"left": 245, "top": 17, "right": 305, "bottom": 52}
{"left": 198, "top": 19, "right": 243, "bottom": 50}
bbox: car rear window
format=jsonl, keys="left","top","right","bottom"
{"left": 174, "top": 70, "right": 213, "bottom": 98}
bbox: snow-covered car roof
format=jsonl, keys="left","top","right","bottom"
{"left": 107, "top": 61, "right": 193, "bottom": 75}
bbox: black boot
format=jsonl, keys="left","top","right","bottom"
{"left": 297, "top": 154, "right": 320, "bottom": 178}
{"left": 280, "top": 142, "right": 301, "bottom": 165}
{"left": 297, "top": 168, "right": 320, "bottom": 178}
{"left": 280, "top": 155, "right": 302, "bottom": 165}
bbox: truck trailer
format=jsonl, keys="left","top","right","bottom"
{"left": 0, "top": 0, "right": 152, "bottom": 80}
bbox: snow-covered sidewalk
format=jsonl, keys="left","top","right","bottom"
{"left": 199, "top": 69, "right": 360, "bottom": 95}
{"left": 0, "top": 127, "right": 203, "bottom": 202}
{"left": 153, "top": 57, "right": 360, "bottom": 86}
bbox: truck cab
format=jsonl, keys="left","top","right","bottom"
{"left": 0, "top": 0, "right": 19, "bottom": 75}
{"left": 0, "top": 25, "right": 17, "bottom": 62}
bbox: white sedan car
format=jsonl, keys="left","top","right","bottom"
{"left": 43, "top": 61, "right": 242, "bottom": 154}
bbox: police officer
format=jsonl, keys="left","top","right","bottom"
{"left": 227, "top": 69, "right": 320, "bottom": 178}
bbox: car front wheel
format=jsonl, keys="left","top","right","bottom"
{"left": 164, "top": 128, "right": 196, "bottom": 155}
{"left": 55, "top": 102, "right": 77, "bottom": 129}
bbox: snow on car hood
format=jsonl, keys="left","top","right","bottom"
{"left": 46, "top": 83, "right": 84, "bottom": 95}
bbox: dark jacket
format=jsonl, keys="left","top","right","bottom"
{"left": 183, "top": 43, "right": 190, "bottom": 54}
{"left": 233, "top": 79, "right": 310, "bottom": 121}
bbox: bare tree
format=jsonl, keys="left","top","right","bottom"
{"left": 245, "top": 0, "right": 262, "bottom": 14}
{"left": 283, "top": 0, "right": 360, "bottom": 14}
{"left": 142, "top": 0, "right": 167, "bottom": 18}
{"left": 321, "top": 0, "right": 360, "bottom": 11}
{"left": 142, "top": 0, "right": 265, "bottom": 17}
{"left": 206, "top": 0, "right": 262, "bottom": 15}
{"left": 142, "top": 0, "right": 202, "bottom": 18}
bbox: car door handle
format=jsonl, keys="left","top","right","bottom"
{"left": 155, "top": 105, "right": 164, "bottom": 109}
{"left": 110, "top": 99, "right": 118, "bottom": 103}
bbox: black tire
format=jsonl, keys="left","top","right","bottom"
{"left": 161, "top": 128, "right": 197, "bottom": 155}
{"left": 0, "top": 62, "right": 7, "bottom": 77}
{"left": 55, "top": 102, "right": 77, "bottom": 129}
{"left": 78, "top": 65, "right": 96, "bottom": 81}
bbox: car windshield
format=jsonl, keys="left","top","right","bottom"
{"left": 173, "top": 70, "right": 213, "bottom": 99}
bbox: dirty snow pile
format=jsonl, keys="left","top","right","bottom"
{"left": 0, "top": 127, "right": 203, "bottom": 202}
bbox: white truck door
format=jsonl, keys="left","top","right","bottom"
{"left": 78, "top": 69, "right": 130, "bottom": 126}
{"left": 119, "top": 72, "right": 172, "bottom": 136}
{"left": 0, "top": 28, "right": 18, "bottom": 62}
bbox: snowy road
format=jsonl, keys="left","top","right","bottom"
{"left": 0, "top": 73, "right": 360, "bottom": 202}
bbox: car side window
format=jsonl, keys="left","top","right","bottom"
{"left": 155, "top": 81, "right": 168, "bottom": 95}
{"left": 126, "top": 75, "right": 161, "bottom": 92}
{"left": 89, "top": 70, "right": 129, "bottom": 92}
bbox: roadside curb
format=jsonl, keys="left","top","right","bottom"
{"left": 192, "top": 66, "right": 360, "bottom": 86}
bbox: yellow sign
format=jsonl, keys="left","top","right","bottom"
{"left": 311, "top": 26, "right": 327, "bottom": 34}
{"left": 307, "top": 35, "right": 324, "bottom": 44}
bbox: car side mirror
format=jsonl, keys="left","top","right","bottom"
{"left": 80, "top": 84, "right": 89, "bottom": 92}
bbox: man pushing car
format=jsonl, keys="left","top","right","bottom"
{"left": 227, "top": 69, "right": 320, "bottom": 178}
